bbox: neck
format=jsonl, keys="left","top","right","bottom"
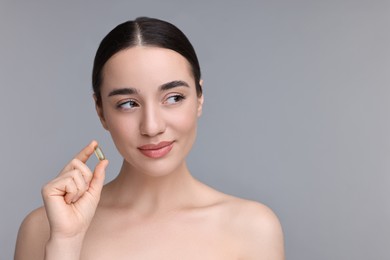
{"left": 101, "top": 159, "right": 199, "bottom": 215}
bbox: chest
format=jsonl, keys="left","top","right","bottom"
{"left": 80, "top": 211, "right": 240, "bottom": 260}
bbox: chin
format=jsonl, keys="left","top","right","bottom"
{"left": 122, "top": 151, "right": 187, "bottom": 177}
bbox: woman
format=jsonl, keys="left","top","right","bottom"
{"left": 15, "top": 17, "right": 284, "bottom": 259}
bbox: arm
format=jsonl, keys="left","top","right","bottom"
{"left": 15, "top": 141, "right": 108, "bottom": 260}
{"left": 14, "top": 207, "right": 49, "bottom": 260}
{"left": 14, "top": 209, "right": 90, "bottom": 260}
{"left": 236, "top": 201, "right": 285, "bottom": 260}
{"left": 251, "top": 206, "right": 284, "bottom": 260}
{"left": 44, "top": 235, "right": 85, "bottom": 260}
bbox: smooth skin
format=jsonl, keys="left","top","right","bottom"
{"left": 15, "top": 46, "right": 284, "bottom": 260}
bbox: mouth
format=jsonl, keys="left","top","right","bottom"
{"left": 137, "top": 141, "right": 175, "bottom": 159}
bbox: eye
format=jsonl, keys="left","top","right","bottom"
{"left": 117, "top": 99, "right": 139, "bottom": 110}
{"left": 165, "top": 94, "right": 185, "bottom": 105}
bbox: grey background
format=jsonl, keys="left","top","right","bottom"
{"left": 1, "top": 1, "right": 389, "bottom": 259}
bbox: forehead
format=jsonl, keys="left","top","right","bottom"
{"left": 101, "top": 46, "right": 194, "bottom": 91}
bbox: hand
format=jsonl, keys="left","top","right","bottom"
{"left": 41, "top": 140, "right": 109, "bottom": 239}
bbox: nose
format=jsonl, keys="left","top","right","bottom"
{"left": 139, "top": 104, "right": 166, "bottom": 137}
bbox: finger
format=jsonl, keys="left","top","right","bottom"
{"left": 74, "top": 140, "right": 98, "bottom": 164}
{"left": 88, "top": 159, "right": 109, "bottom": 200}
{"left": 46, "top": 176, "right": 78, "bottom": 204}
{"left": 64, "top": 180, "right": 78, "bottom": 204}
{"left": 44, "top": 169, "right": 88, "bottom": 204}
{"left": 62, "top": 158, "right": 93, "bottom": 185}
{"left": 68, "top": 169, "right": 88, "bottom": 202}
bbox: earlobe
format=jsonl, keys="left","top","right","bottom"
{"left": 93, "top": 94, "right": 109, "bottom": 130}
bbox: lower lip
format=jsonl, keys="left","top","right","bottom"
{"left": 138, "top": 143, "right": 174, "bottom": 159}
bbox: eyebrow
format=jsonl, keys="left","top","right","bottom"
{"left": 159, "top": 80, "right": 189, "bottom": 91}
{"left": 108, "top": 87, "right": 138, "bottom": 97}
{"left": 107, "top": 80, "right": 189, "bottom": 97}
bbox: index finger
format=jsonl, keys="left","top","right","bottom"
{"left": 75, "top": 140, "right": 99, "bottom": 163}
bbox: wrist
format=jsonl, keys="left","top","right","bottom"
{"left": 45, "top": 234, "right": 85, "bottom": 260}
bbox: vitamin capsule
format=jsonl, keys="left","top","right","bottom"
{"left": 94, "top": 146, "right": 106, "bottom": 161}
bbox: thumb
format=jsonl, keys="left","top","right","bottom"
{"left": 88, "top": 159, "right": 109, "bottom": 199}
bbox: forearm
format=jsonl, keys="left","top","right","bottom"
{"left": 44, "top": 235, "right": 84, "bottom": 260}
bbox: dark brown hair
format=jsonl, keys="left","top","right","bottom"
{"left": 92, "top": 17, "right": 202, "bottom": 105}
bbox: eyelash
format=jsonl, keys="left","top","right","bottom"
{"left": 116, "top": 99, "right": 139, "bottom": 110}
{"left": 164, "top": 94, "right": 186, "bottom": 105}
{"left": 116, "top": 94, "right": 186, "bottom": 111}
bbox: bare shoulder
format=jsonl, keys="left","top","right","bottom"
{"left": 218, "top": 195, "right": 285, "bottom": 260}
{"left": 14, "top": 206, "right": 50, "bottom": 260}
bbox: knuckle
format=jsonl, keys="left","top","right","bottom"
{"left": 70, "top": 158, "right": 80, "bottom": 166}
{"left": 41, "top": 185, "right": 49, "bottom": 196}
{"left": 41, "top": 180, "right": 54, "bottom": 195}
{"left": 69, "top": 168, "right": 82, "bottom": 179}
{"left": 72, "top": 168, "right": 81, "bottom": 175}
{"left": 64, "top": 178, "right": 76, "bottom": 189}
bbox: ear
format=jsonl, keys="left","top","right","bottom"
{"left": 197, "top": 80, "right": 204, "bottom": 117}
{"left": 93, "top": 94, "right": 109, "bottom": 130}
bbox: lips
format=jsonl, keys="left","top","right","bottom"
{"left": 137, "top": 141, "right": 174, "bottom": 158}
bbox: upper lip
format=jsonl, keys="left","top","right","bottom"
{"left": 138, "top": 141, "right": 174, "bottom": 150}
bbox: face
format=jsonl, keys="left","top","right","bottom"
{"left": 95, "top": 46, "right": 203, "bottom": 176}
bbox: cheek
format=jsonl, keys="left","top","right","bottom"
{"left": 104, "top": 111, "right": 138, "bottom": 142}
{"left": 168, "top": 104, "right": 199, "bottom": 134}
